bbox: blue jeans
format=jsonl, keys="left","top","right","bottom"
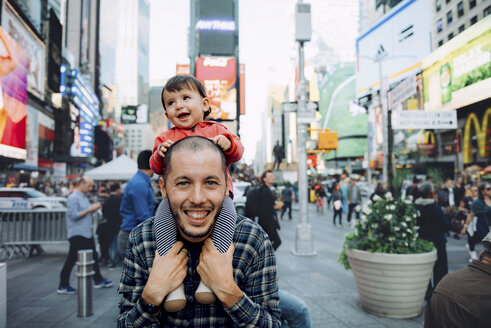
{"left": 279, "top": 290, "right": 312, "bottom": 328}
{"left": 109, "top": 234, "right": 119, "bottom": 266}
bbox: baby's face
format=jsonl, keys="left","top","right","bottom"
{"left": 163, "top": 88, "right": 208, "bottom": 129}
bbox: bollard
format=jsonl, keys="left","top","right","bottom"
{"left": 76, "top": 250, "right": 94, "bottom": 317}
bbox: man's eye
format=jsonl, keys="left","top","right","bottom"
{"left": 206, "top": 181, "right": 218, "bottom": 186}
{"left": 177, "top": 181, "right": 189, "bottom": 187}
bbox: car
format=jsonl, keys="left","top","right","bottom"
{"left": 0, "top": 187, "right": 67, "bottom": 210}
{"left": 232, "top": 181, "right": 251, "bottom": 216}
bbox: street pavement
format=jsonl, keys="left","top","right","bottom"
{"left": 5, "top": 203, "right": 474, "bottom": 327}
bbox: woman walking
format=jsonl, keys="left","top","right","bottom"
{"left": 332, "top": 183, "right": 343, "bottom": 227}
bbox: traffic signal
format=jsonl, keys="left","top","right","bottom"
{"left": 318, "top": 131, "right": 338, "bottom": 150}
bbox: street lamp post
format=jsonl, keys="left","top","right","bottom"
{"left": 293, "top": 0, "right": 315, "bottom": 256}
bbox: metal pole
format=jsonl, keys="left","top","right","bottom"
{"left": 76, "top": 249, "right": 94, "bottom": 317}
{"left": 378, "top": 59, "right": 389, "bottom": 188}
{"left": 293, "top": 35, "right": 315, "bottom": 256}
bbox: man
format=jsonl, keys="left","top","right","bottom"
{"left": 257, "top": 170, "right": 282, "bottom": 250}
{"left": 346, "top": 178, "right": 361, "bottom": 226}
{"left": 272, "top": 141, "right": 284, "bottom": 171}
{"left": 118, "top": 150, "right": 155, "bottom": 257}
{"left": 58, "top": 177, "right": 113, "bottom": 294}
{"left": 425, "top": 231, "right": 491, "bottom": 327}
{"left": 406, "top": 176, "right": 420, "bottom": 201}
{"left": 102, "top": 183, "right": 122, "bottom": 268}
{"left": 280, "top": 182, "right": 294, "bottom": 220}
{"left": 118, "top": 137, "right": 281, "bottom": 327}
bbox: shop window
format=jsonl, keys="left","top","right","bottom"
{"left": 438, "top": 40, "right": 444, "bottom": 46}
{"left": 470, "top": 15, "right": 477, "bottom": 25}
{"left": 448, "top": 32, "right": 454, "bottom": 40}
{"left": 484, "top": 6, "right": 491, "bottom": 17}
{"left": 446, "top": 0, "right": 451, "bottom": 4}
{"left": 459, "top": 24, "right": 465, "bottom": 33}
{"left": 437, "top": 19, "right": 443, "bottom": 32}
{"left": 447, "top": 10, "right": 453, "bottom": 25}
{"left": 469, "top": 0, "right": 476, "bottom": 9}
{"left": 436, "top": 0, "right": 442, "bottom": 12}
{"left": 457, "top": 1, "right": 464, "bottom": 17}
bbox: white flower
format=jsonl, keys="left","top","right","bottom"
{"left": 402, "top": 233, "right": 407, "bottom": 238}
{"left": 404, "top": 242, "right": 409, "bottom": 247}
{"left": 389, "top": 205, "right": 396, "bottom": 210}
{"left": 361, "top": 217, "right": 368, "bottom": 224}
{"left": 371, "top": 223, "right": 378, "bottom": 229}
{"left": 405, "top": 217, "right": 412, "bottom": 222}
{"left": 372, "top": 194, "right": 382, "bottom": 201}
{"left": 385, "top": 214, "right": 392, "bottom": 221}
{"left": 394, "top": 226, "right": 400, "bottom": 232}
{"left": 401, "top": 222, "right": 408, "bottom": 228}
{"left": 407, "top": 228, "right": 412, "bottom": 233}
{"left": 366, "top": 200, "right": 372, "bottom": 206}
{"left": 408, "top": 195, "right": 413, "bottom": 201}
{"left": 404, "top": 199, "right": 412, "bottom": 204}
{"left": 385, "top": 192, "right": 393, "bottom": 200}
{"left": 364, "top": 208, "right": 372, "bottom": 215}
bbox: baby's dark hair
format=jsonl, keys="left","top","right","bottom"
{"left": 161, "top": 75, "right": 212, "bottom": 119}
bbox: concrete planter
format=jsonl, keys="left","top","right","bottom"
{"left": 346, "top": 248, "right": 437, "bottom": 319}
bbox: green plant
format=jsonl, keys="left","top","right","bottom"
{"left": 427, "top": 168, "right": 445, "bottom": 186}
{"left": 338, "top": 193, "right": 434, "bottom": 270}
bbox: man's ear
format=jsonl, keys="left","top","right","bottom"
{"left": 159, "top": 177, "right": 168, "bottom": 199}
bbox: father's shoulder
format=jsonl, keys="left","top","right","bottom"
{"left": 234, "top": 215, "right": 269, "bottom": 247}
{"left": 129, "top": 216, "right": 156, "bottom": 243}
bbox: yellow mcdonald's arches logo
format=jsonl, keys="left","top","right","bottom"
{"left": 463, "top": 107, "right": 491, "bottom": 164}
{"left": 417, "top": 130, "right": 435, "bottom": 144}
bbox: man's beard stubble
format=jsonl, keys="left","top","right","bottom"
{"left": 168, "top": 197, "right": 222, "bottom": 240}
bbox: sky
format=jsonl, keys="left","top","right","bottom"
{"left": 149, "top": 0, "right": 296, "bottom": 161}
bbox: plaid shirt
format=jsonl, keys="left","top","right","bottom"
{"left": 117, "top": 216, "right": 281, "bottom": 327}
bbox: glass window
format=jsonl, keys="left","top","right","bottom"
{"left": 447, "top": 10, "right": 453, "bottom": 25}
{"left": 437, "top": 19, "right": 443, "bottom": 32}
{"left": 448, "top": 32, "right": 454, "bottom": 40}
{"left": 470, "top": 15, "right": 478, "bottom": 25}
{"left": 436, "top": 0, "right": 442, "bottom": 12}
{"left": 484, "top": 6, "right": 491, "bottom": 17}
{"left": 457, "top": 2, "right": 464, "bottom": 17}
{"left": 446, "top": 0, "right": 451, "bottom": 4}
{"left": 459, "top": 24, "right": 465, "bottom": 32}
{"left": 438, "top": 40, "right": 444, "bottom": 46}
{"left": 469, "top": 0, "right": 476, "bottom": 9}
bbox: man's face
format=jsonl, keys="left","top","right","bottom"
{"left": 160, "top": 149, "right": 227, "bottom": 243}
{"left": 263, "top": 172, "right": 275, "bottom": 187}
{"left": 79, "top": 178, "right": 93, "bottom": 194}
{"left": 445, "top": 179, "right": 454, "bottom": 189}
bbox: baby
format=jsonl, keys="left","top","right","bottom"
{"left": 150, "top": 75, "right": 244, "bottom": 311}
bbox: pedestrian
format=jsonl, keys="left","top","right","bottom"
{"left": 102, "top": 182, "right": 122, "bottom": 268}
{"left": 118, "top": 150, "right": 155, "bottom": 258}
{"left": 272, "top": 141, "right": 284, "bottom": 171}
{"left": 257, "top": 170, "right": 282, "bottom": 251}
{"left": 332, "top": 182, "right": 343, "bottom": 227}
{"left": 460, "top": 182, "right": 491, "bottom": 253}
{"left": 406, "top": 176, "right": 420, "bottom": 201}
{"left": 459, "top": 185, "right": 480, "bottom": 261}
{"left": 280, "top": 181, "right": 294, "bottom": 220}
{"left": 117, "top": 137, "right": 281, "bottom": 326}
{"left": 57, "top": 177, "right": 113, "bottom": 294}
{"left": 315, "top": 184, "right": 326, "bottom": 214}
{"left": 293, "top": 181, "right": 299, "bottom": 202}
{"left": 415, "top": 181, "right": 449, "bottom": 296}
{"left": 346, "top": 178, "right": 362, "bottom": 227}
{"left": 370, "top": 182, "right": 385, "bottom": 202}
{"left": 424, "top": 231, "right": 491, "bottom": 328}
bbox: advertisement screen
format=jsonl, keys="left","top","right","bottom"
{"left": 197, "top": 0, "right": 235, "bottom": 56}
{"left": 38, "top": 111, "right": 54, "bottom": 169}
{"left": 70, "top": 118, "right": 93, "bottom": 157}
{"left": 196, "top": 57, "right": 237, "bottom": 121}
{"left": 0, "top": 27, "right": 28, "bottom": 160}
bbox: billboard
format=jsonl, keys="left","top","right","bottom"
{"left": 196, "top": 57, "right": 237, "bottom": 120}
{"left": 423, "top": 16, "right": 491, "bottom": 111}
{"left": 48, "top": 9, "right": 62, "bottom": 92}
{"left": 38, "top": 111, "right": 54, "bottom": 168}
{"left": 356, "top": 0, "right": 431, "bottom": 96}
{"left": 25, "top": 104, "right": 38, "bottom": 167}
{"left": 121, "top": 104, "right": 148, "bottom": 124}
{"left": 70, "top": 118, "right": 93, "bottom": 157}
{"left": 2, "top": 2, "right": 45, "bottom": 100}
{"left": 196, "top": 0, "right": 236, "bottom": 56}
{"left": 0, "top": 27, "right": 28, "bottom": 160}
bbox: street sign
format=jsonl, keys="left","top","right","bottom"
{"left": 297, "top": 109, "right": 316, "bottom": 124}
{"left": 282, "top": 101, "right": 298, "bottom": 112}
{"left": 318, "top": 131, "right": 338, "bottom": 150}
{"left": 392, "top": 110, "right": 457, "bottom": 130}
{"left": 389, "top": 75, "right": 416, "bottom": 110}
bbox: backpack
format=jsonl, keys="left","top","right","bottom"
{"left": 245, "top": 186, "right": 260, "bottom": 218}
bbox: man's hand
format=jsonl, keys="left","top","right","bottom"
{"left": 210, "top": 135, "right": 231, "bottom": 152}
{"left": 142, "top": 242, "right": 189, "bottom": 306}
{"left": 197, "top": 238, "right": 242, "bottom": 308}
{"left": 89, "top": 202, "right": 101, "bottom": 212}
{"left": 158, "top": 140, "right": 175, "bottom": 158}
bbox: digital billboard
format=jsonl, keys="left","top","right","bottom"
{"left": 196, "top": 57, "right": 237, "bottom": 121}
{"left": 196, "top": 0, "right": 236, "bottom": 56}
{"left": 0, "top": 27, "right": 28, "bottom": 160}
{"left": 48, "top": 9, "right": 62, "bottom": 92}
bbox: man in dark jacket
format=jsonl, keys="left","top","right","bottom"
{"left": 102, "top": 183, "right": 122, "bottom": 268}
{"left": 257, "top": 170, "right": 281, "bottom": 250}
{"left": 424, "top": 231, "right": 491, "bottom": 328}
{"left": 415, "top": 181, "right": 450, "bottom": 290}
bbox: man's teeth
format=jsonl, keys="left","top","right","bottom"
{"left": 187, "top": 212, "right": 207, "bottom": 219}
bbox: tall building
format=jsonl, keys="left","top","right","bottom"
{"left": 123, "top": 124, "right": 154, "bottom": 157}
{"left": 431, "top": 0, "right": 490, "bottom": 49}
{"left": 148, "top": 86, "right": 169, "bottom": 139}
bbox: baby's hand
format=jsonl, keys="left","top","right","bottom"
{"left": 158, "top": 140, "right": 174, "bottom": 157}
{"left": 211, "top": 135, "right": 231, "bottom": 152}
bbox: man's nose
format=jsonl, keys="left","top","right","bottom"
{"left": 189, "top": 185, "right": 206, "bottom": 204}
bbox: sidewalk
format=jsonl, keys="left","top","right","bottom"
{"left": 5, "top": 203, "right": 471, "bottom": 327}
